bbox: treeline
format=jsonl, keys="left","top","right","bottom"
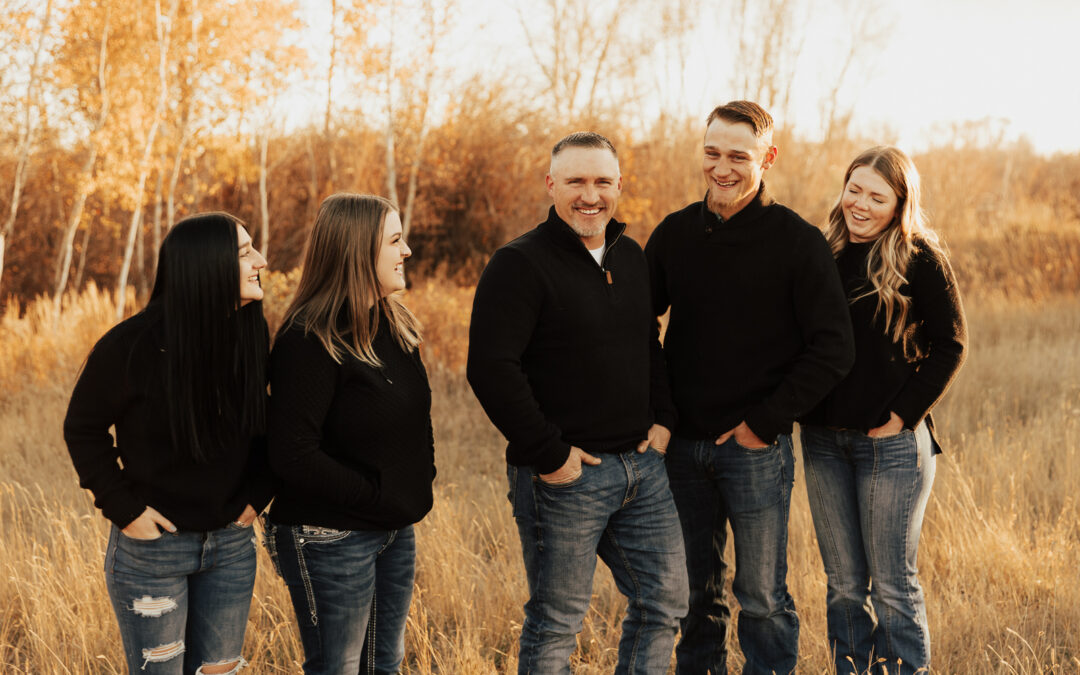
{"left": 2, "top": 0, "right": 1079, "bottom": 310}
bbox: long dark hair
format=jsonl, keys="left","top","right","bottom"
{"left": 149, "top": 212, "right": 268, "bottom": 462}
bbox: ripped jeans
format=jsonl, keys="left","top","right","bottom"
{"left": 104, "top": 522, "right": 256, "bottom": 674}
{"left": 264, "top": 521, "right": 415, "bottom": 675}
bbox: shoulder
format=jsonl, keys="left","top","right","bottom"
{"left": 271, "top": 322, "right": 336, "bottom": 364}
{"left": 88, "top": 309, "right": 157, "bottom": 360}
{"left": 656, "top": 201, "right": 705, "bottom": 231}
{"left": 907, "top": 237, "right": 956, "bottom": 284}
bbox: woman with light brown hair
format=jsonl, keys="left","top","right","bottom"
{"left": 800, "top": 146, "right": 967, "bottom": 675}
{"left": 263, "top": 193, "right": 434, "bottom": 674}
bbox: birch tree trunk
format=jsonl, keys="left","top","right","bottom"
{"left": 115, "top": 0, "right": 180, "bottom": 320}
{"left": 0, "top": 0, "right": 53, "bottom": 297}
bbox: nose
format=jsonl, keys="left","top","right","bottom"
{"left": 253, "top": 249, "right": 267, "bottom": 269}
{"left": 582, "top": 184, "right": 599, "bottom": 203}
{"left": 401, "top": 240, "right": 412, "bottom": 259}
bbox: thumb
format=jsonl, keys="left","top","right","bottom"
{"left": 579, "top": 450, "right": 602, "bottom": 466}
{"left": 636, "top": 439, "right": 649, "bottom": 453}
{"left": 149, "top": 509, "right": 177, "bottom": 533}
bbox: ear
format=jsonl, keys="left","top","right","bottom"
{"left": 762, "top": 145, "right": 778, "bottom": 170}
{"left": 616, "top": 174, "right": 623, "bottom": 191}
{"left": 546, "top": 173, "right": 555, "bottom": 197}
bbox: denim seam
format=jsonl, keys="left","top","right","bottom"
{"left": 291, "top": 526, "right": 320, "bottom": 628}
{"left": 604, "top": 526, "right": 645, "bottom": 672}
{"left": 805, "top": 439, "right": 858, "bottom": 659}
{"left": 901, "top": 434, "right": 927, "bottom": 667}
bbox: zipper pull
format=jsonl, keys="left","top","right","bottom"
{"left": 605, "top": 269, "right": 613, "bottom": 285}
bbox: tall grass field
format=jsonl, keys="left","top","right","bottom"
{"left": 0, "top": 269, "right": 1077, "bottom": 673}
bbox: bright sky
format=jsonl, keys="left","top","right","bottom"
{"left": 293, "top": 0, "right": 1080, "bottom": 155}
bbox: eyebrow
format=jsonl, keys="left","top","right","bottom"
{"left": 848, "top": 180, "right": 889, "bottom": 198}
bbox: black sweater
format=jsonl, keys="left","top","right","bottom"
{"left": 802, "top": 239, "right": 967, "bottom": 437}
{"left": 646, "top": 185, "right": 855, "bottom": 442}
{"left": 266, "top": 313, "right": 435, "bottom": 531}
{"left": 63, "top": 306, "right": 274, "bottom": 531}
{"left": 467, "top": 207, "right": 677, "bottom": 474}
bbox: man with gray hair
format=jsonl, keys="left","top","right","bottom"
{"left": 468, "top": 131, "right": 689, "bottom": 674}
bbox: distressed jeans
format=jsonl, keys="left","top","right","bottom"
{"left": 801, "top": 423, "right": 936, "bottom": 675}
{"left": 508, "top": 447, "right": 689, "bottom": 674}
{"left": 666, "top": 433, "right": 799, "bottom": 675}
{"left": 104, "top": 522, "right": 256, "bottom": 674}
{"left": 265, "top": 520, "right": 415, "bottom": 675}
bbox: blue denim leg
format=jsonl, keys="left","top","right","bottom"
{"left": 104, "top": 523, "right": 256, "bottom": 674}
{"left": 718, "top": 434, "right": 799, "bottom": 675}
{"left": 802, "top": 427, "right": 876, "bottom": 675}
{"left": 667, "top": 434, "right": 732, "bottom": 675}
{"left": 507, "top": 449, "right": 688, "bottom": 675}
{"left": 802, "top": 424, "right": 936, "bottom": 675}
{"left": 266, "top": 521, "right": 415, "bottom": 675}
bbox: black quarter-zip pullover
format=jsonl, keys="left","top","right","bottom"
{"left": 467, "top": 207, "right": 676, "bottom": 473}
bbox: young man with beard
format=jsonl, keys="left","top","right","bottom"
{"left": 468, "top": 132, "right": 688, "bottom": 674}
{"left": 645, "top": 101, "right": 854, "bottom": 674}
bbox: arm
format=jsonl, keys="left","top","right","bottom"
{"left": 466, "top": 248, "right": 571, "bottom": 473}
{"left": 743, "top": 229, "right": 856, "bottom": 443}
{"left": 644, "top": 223, "right": 677, "bottom": 433}
{"left": 63, "top": 328, "right": 149, "bottom": 529}
{"left": 888, "top": 247, "right": 968, "bottom": 427}
{"left": 267, "top": 329, "right": 379, "bottom": 509}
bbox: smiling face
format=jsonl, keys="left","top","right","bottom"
{"left": 546, "top": 146, "right": 622, "bottom": 248}
{"left": 842, "top": 165, "right": 899, "bottom": 243}
{"left": 375, "top": 210, "right": 411, "bottom": 297}
{"left": 237, "top": 224, "right": 266, "bottom": 306}
{"left": 702, "top": 118, "right": 777, "bottom": 219}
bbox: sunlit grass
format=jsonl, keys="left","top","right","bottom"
{"left": 0, "top": 276, "right": 1077, "bottom": 673}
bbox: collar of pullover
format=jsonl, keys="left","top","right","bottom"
{"left": 698, "top": 181, "right": 775, "bottom": 230}
{"left": 539, "top": 206, "right": 626, "bottom": 256}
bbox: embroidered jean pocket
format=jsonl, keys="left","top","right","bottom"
{"left": 296, "top": 525, "right": 351, "bottom": 545}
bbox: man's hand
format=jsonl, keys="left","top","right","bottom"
{"left": 637, "top": 424, "right": 672, "bottom": 455}
{"left": 868, "top": 411, "right": 906, "bottom": 438}
{"left": 234, "top": 504, "right": 258, "bottom": 527}
{"left": 121, "top": 506, "right": 176, "bottom": 540}
{"left": 539, "top": 446, "right": 602, "bottom": 485}
{"left": 715, "top": 420, "right": 769, "bottom": 449}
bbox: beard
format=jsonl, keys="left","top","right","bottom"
{"left": 567, "top": 220, "right": 606, "bottom": 240}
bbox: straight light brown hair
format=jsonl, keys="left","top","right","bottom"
{"left": 281, "top": 193, "right": 422, "bottom": 365}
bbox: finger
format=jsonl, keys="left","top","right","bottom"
{"left": 153, "top": 513, "right": 177, "bottom": 532}
{"left": 636, "top": 439, "right": 649, "bottom": 453}
{"left": 580, "top": 451, "right": 602, "bottom": 465}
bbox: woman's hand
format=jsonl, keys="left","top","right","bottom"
{"left": 868, "top": 411, "right": 906, "bottom": 438}
{"left": 234, "top": 504, "right": 258, "bottom": 527}
{"left": 121, "top": 506, "right": 176, "bottom": 540}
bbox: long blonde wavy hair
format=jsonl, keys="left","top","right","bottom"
{"left": 281, "top": 193, "right": 422, "bottom": 365}
{"left": 824, "top": 146, "right": 944, "bottom": 342}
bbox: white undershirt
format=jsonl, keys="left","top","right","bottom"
{"left": 588, "top": 243, "right": 606, "bottom": 266}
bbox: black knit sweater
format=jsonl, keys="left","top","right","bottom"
{"left": 63, "top": 306, "right": 274, "bottom": 531}
{"left": 467, "top": 207, "right": 677, "bottom": 474}
{"left": 266, "top": 312, "right": 435, "bottom": 531}
{"left": 646, "top": 185, "right": 855, "bottom": 442}
{"left": 802, "top": 239, "right": 967, "bottom": 436}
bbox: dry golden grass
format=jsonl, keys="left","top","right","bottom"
{"left": 0, "top": 273, "right": 1077, "bottom": 673}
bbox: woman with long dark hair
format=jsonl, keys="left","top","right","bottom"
{"left": 263, "top": 193, "right": 434, "bottom": 674}
{"left": 800, "top": 146, "right": 967, "bottom": 675}
{"left": 64, "top": 213, "right": 272, "bottom": 674}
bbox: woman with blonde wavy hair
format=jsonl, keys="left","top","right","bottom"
{"left": 263, "top": 193, "right": 434, "bottom": 674}
{"left": 800, "top": 146, "right": 967, "bottom": 675}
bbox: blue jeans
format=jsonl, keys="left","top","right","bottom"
{"left": 666, "top": 434, "right": 799, "bottom": 675}
{"left": 104, "top": 523, "right": 256, "bottom": 674}
{"left": 801, "top": 423, "right": 936, "bottom": 675}
{"left": 508, "top": 447, "right": 689, "bottom": 674}
{"left": 265, "top": 520, "right": 415, "bottom": 675}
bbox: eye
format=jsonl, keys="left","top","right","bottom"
{"left": 872, "top": 198, "right": 885, "bottom": 204}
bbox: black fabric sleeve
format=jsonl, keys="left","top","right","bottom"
{"left": 466, "top": 248, "right": 571, "bottom": 473}
{"left": 267, "top": 329, "right": 379, "bottom": 509}
{"left": 63, "top": 329, "right": 147, "bottom": 529}
{"left": 645, "top": 223, "right": 677, "bottom": 430}
{"left": 890, "top": 248, "right": 968, "bottom": 427}
{"left": 242, "top": 434, "right": 277, "bottom": 514}
{"left": 744, "top": 229, "right": 856, "bottom": 442}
